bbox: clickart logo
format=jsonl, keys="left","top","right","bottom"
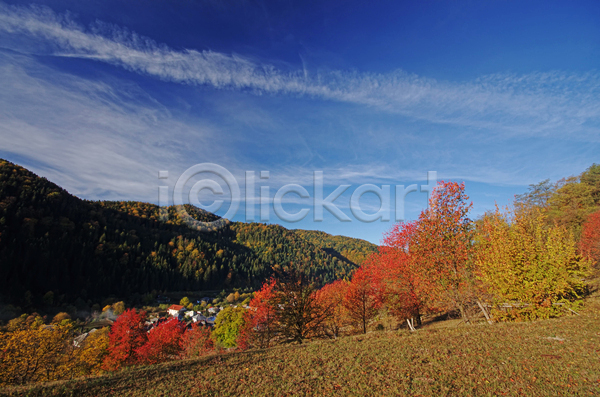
{"left": 158, "top": 163, "right": 437, "bottom": 231}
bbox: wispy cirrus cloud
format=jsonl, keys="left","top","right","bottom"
{"left": 0, "top": 50, "right": 232, "bottom": 202}
{"left": 0, "top": 2, "right": 599, "bottom": 138}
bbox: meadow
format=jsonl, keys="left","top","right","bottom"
{"left": 3, "top": 298, "right": 598, "bottom": 397}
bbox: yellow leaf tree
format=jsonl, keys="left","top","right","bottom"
{"left": 0, "top": 323, "right": 76, "bottom": 385}
{"left": 476, "top": 205, "right": 589, "bottom": 320}
{"left": 73, "top": 328, "right": 110, "bottom": 376}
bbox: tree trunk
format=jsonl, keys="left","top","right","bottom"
{"left": 458, "top": 302, "right": 470, "bottom": 324}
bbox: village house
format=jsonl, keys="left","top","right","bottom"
{"left": 167, "top": 304, "right": 185, "bottom": 317}
{"left": 207, "top": 306, "right": 219, "bottom": 314}
{"left": 191, "top": 313, "right": 207, "bottom": 323}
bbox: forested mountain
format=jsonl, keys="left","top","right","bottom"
{"left": 0, "top": 159, "right": 376, "bottom": 308}
{"left": 293, "top": 229, "right": 377, "bottom": 265}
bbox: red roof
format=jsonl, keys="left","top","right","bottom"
{"left": 168, "top": 305, "right": 184, "bottom": 311}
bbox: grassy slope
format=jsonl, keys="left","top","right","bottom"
{"left": 4, "top": 299, "right": 599, "bottom": 397}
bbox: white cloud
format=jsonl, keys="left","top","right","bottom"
{"left": 0, "top": 51, "right": 231, "bottom": 202}
{"left": 0, "top": 2, "right": 599, "bottom": 139}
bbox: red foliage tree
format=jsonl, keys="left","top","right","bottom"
{"left": 343, "top": 266, "right": 383, "bottom": 334}
{"left": 103, "top": 309, "right": 147, "bottom": 371}
{"left": 580, "top": 209, "right": 600, "bottom": 269}
{"left": 316, "top": 279, "right": 349, "bottom": 338}
{"left": 136, "top": 318, "right": 185, "bottom": 365}
{"left": 182, "top": 324, "right": 214, "bottom": 358}
{"left": 370, "top": 220, "right": 427, "bottom": 324}
{"left": 383, "top": 221, "right": 424, "bottom": 319}
{"left": 237, "top": 278, "right": 276, "bottom": 349}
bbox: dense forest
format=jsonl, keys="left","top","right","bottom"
{"left": 0, "top": 159, "right": 376, "bottom": 309}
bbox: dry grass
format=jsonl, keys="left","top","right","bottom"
{"left": 3, "top": 299, "right": 599, "bottom": 397}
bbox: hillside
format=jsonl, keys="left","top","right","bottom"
{"left": 4, "top": 297, "right": 599, "bottom": 396}
{"left": 0, "top": 159, "right": 377, "bottom": 309}
{"left": 293, "top": 229, "right": 377, "bottom": 266}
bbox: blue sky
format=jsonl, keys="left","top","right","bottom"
{"left": 1, "top": 0, "right": 599, "bottom": 244}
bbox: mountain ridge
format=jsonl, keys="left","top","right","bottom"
{"left": 0, "top": 159, "right": 377, "bottom": 309}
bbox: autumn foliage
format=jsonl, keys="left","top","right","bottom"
{"left": 0, "top": 322, "right": 76, "bottom": 385}
{"left": 343, "top": 266, "right": 383, "bottom": 334}
{"left": 182, "top": 324, "right": 214, "bottom": 358}
{"left": 74, "top": 328, "right": 109, "bottom": 376}
{"left": 102, "top": 309, "right": 148, "bottom": 370}
{"left": 136, "top": 318, "right": 186, "bottom": 364}
{"left": 476, "top": 205, "right": 590, "bottom": 320}
{"left": 410, "top": 181, "right": 475, "bottom": 320}
{"left": 376, "top": 220, "right": 426, "bottom": 323}
{"left": 315, "top": 279, "right": 349, "bottom": 338}
{"left": 1, "top": 175, "right": 596, "bottom": 387}
{"left": 579, "top": 209, "right": 600, "bottom": 269}
{"left": 238, "top": 278, "right": 276, "bottom": 349}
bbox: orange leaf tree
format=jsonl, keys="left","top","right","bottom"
{"left": 579, "top": 209, "right": 600, "bottom": 270}
{"left": 409, "top": 181, "right": 475, "bottom": 321}
{"left": 182, "top": 324, "right": 214, "bottom": 358}
{"left": 376, "top": 220, "right": 428, "bottom": 324}
{"left": 316, "top": 279, "right": 349, "bottom": 338}
{"left": 343, "top": 266, "right": 383, "bottom": 334}
{"left": 238, "top": 278, "right": 277, "bottom": 349}
{"left": 74, "top": 327, "right": 109, "bottom": 376}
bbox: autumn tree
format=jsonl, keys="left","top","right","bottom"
{"left": 0, "top": 323, "right": 76, "bottom": 385}
{"left": 270, "top": 266, "right": 329, "bottom": 343}
{"left": 180, "top": 297, "right": 191, "bottom": 307}
{"left": 6, "top": 313, "right": 45, "bottom": 331}
{"left": 182, "top": 324, "right": 214, "bottom": 358}
{"left": 543, "top": 164, "right": 600, "bottom": 237}
{"left": 344, "top": 266, "right": 383, "bottom": 334}
{"left": 316, "top": 279, "right": 349, "bottom": 338}
{"left": 74, "top": 328, "right": 109, "bottom": 376}
{"left": 579, "top": 209, "right": 600, "bottom": 271}
{"left": 51, "top": 312, "right": 72, "bottom": 324}
{"left": 212, "top": 306, "right": 246, "bottom": 348}
{"left": 103, "top": 309, "right": 147, "bottom": 371}
{"left": 476, "top": 205, "right": 590, "bottom": 320}
{"left": 112, "top": 301, "right": 126, "bottom": 316}
{"left": 238, "top": 278, "right": 276, "bottom": 349}
{"left": 376, "top": 220, "right": 426, "bottom": 325}
{"left": 409, "top": 181, "right": 475, "bottom": 322}
{"left": 136, "top": 318, "right": 185, "bottom": 364}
